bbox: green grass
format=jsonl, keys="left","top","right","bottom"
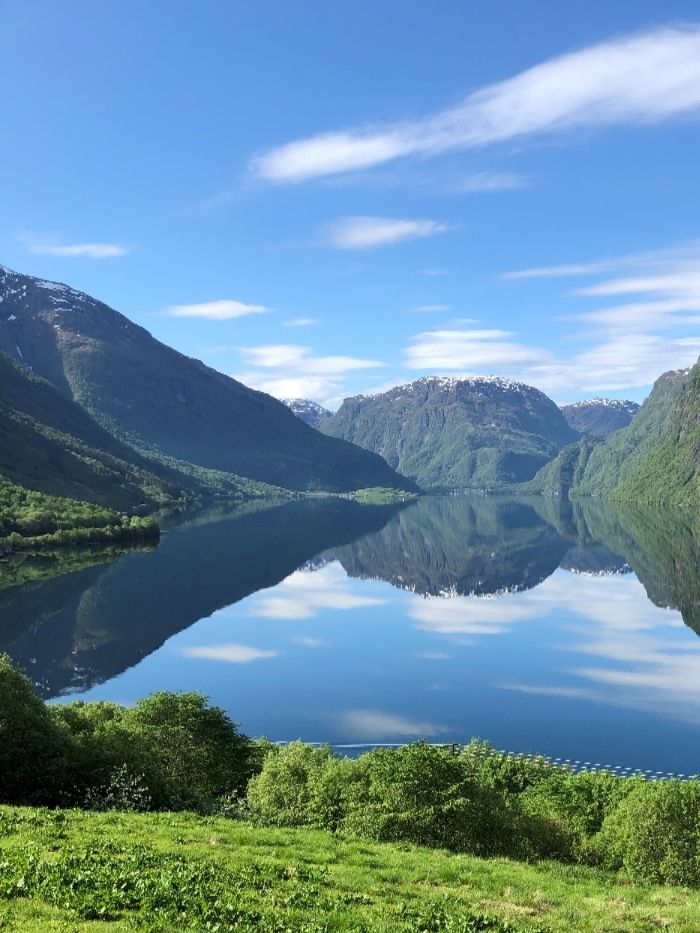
{"left": 2, "top": 806, "right": 700, "bottom": 932}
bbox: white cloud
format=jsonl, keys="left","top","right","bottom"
{"left": 524, "top": 334, "right": 700, "bottom": 395}
{"left": 403, "top": 240, "right": 700, "bottom": 397}
{"left": 239, "top": 344, "right": 381, "bottom": 373}
{"left": 405, "top": 328, "right": 549, "bottom": 371}
{"left": 181, "top": 643, "right": 277, "bottom": 663}
{"left": 402, "top": 325, "right": 700, "bottom": 398}
{"left": 283, "top": 317, "right": 319, "bottom": 327}
{"left": 324, "top": 216, "right": 452, "bottom": 250}
{"left": 338, "top": 709, "right": 448, "bottom": 739}
{"left": 455, "top": 171, "right": 531, "bottom": 193}
{"left": 250, "top": 562, "right": 387, "bottom": 620}
{"left": 166, "top": 300, "right": 269, "bottom": 321}
{"left": 235, "top": 343, "right": 384, "bottom": 404}
{"left": 252, "top": 25, "right": 700, "bottom": 183}
{"left": 21, "top": 237, "right": 129, "bottom": 259}
{"left": 412, "top": 595, "right": 542, "bottom": 636}
{"left": 412, "top": 304, "right": 451, "bottom": 313}
{"left": 505, "top": 242, "right": 700, "bottom": 326}
{"left": 495, "top": 572, "right": 700, "bottom": 722}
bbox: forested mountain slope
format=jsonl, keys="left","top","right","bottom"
{"left": 322, "top": 376, "right": 577, "bottom": 490}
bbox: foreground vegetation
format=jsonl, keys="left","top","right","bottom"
{"left": 344, "top": 486, "right": 420, "bottom": 504}
{"left": 4, "top": 806, "right": 700, "bottom": 932}
{"left": 3, "top": 656, "right": 700, "bottom": 929}
{"left": 0, "top": 480, "right": 159, "bottom": 555}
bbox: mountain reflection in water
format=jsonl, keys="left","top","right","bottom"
{"left": 1, "top": 494, "right": 699, "bottom": 774}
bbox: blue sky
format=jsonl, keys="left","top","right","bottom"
{"left": 2, "top": 0, "right": 700, "bottom": 407}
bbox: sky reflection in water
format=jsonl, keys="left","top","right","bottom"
{"left": 2, "top": 495, "right": 700, "bottom": 774}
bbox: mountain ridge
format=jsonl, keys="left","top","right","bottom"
{"left": 0, "top": 264, "right": 415, "bottom": 495}
{"left": 320, "top": 375, "right": 578, "bottom": 490}
{"left": 561, "top": 398, "right": 640, "bottom": 438}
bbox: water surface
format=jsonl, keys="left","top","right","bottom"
{"left": 2, "top": 495, "right": 700, "bottom": 774}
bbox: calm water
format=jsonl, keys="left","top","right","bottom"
{"left": 2, "top": 495, "right": 700, "bottom": 774}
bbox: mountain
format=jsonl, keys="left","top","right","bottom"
{"left": 524, "top": 367, "right": 690, "bottom": 500}
{"left": 321, "top": 376, "right": 578, "bottom": 490}
{"left": 0, "top": 265, "right": 414, "bottom": 494}
{"left": 282, "top": 398, "right": 332, "bottom": 430}
{"left": 327, "top": 495, "right": 569, "bottom": 597}
{"left": 561, "top": 398, "right": 639, "bottom": 438}
{"left": 0, "top": 349, "right": 282, "bottom": 509}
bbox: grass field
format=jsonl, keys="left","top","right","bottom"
{"left": 1, "top": 806, "right": 700, "bottom": 932}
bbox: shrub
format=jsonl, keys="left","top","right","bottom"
{"left": 246, "top": 742, "right": 334, "bottom": 826}
{"left": 84, "top": 764, "right": 152, "bottom": 812}
{"left": 0, "top": 654, "right": 69, "bottom": 805}
{"left": 520, "top": 770, "right": 636, "bottom": 862}
{"left": 120, "top": 691, "right": 255, "bottom": 811}
{"left": 594, "top": 780, "right": 700, "bottom": 885}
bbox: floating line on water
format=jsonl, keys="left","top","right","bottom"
{"left": 274, "top": 740, "right": 698, "bottom": 780}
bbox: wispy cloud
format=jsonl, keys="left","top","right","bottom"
{"left": 506, "top": 240, "right": 700, "bottom": 333}
{"left": 252, "top": 25, "right": 700, "bottom": 183}
{"left": 250, "top": 563, "right": 387, "bottom": 620}
{"left": 235, "top": 343, "right": 385, "bottom": 403}
{"left": 338, "top": 709, "right": 448, "bottom": 739}
{"left": 283, "top": 317, "right": 320, "bottom": 327}
{"left": 20, "top": 234, "right": 129, "bottom": 259}
{"left": 455, "top": 171, "right": 531, "bottom": 193}
{"left": 166, "top": 300, "right": 270, "bottom": 321}
{"left": 405, "top": 328, "right": 549, "bottom": 371}
{"left": 181, "top": 643, "right": 277, "bottom": 663}
{"left": 403, "top": 325, "right": 700, "bottom": 398}
{"left": 293, "top": 636, "right": 326, "bottom": 648}
{"left": 412, "top": 304, "right": 451, "bottom": 314}
{"left": 324, "top": 216, "right": 452, "bottom": 250}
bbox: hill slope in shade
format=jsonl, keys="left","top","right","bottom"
{"left": 282, "top": 398, "right": 332, "bottom": 429}
{"left": 322, "top": 376, "right": 578, "bottom": 490}
{"left": 561, "top": 398, "right": 639, "bottom": 438}
{"left": 0, "top": 265, "right": 414, "bottom": 494}
{"left": 0, "top": 350, "right": 281, "bottom": 509}
{"left": 0, "top": 351, "right": 185, "bottom": 509}
{"left": 524, "top": 367, "right": 691, "bottom": 500}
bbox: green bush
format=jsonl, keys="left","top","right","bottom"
{"left": 1, "top": 657, "right": 257, "bottom": 813}
{"left": 0, "top": 654, "right": 69, "bottom": 805}
{"left": 246, "top": 742, "right": 334, "bottom": 826}
{"left": 121, "top": 691, "right": 254, "bottom": 810}
{"left": 594, "top": 780, "right": 700, "bottom": 885}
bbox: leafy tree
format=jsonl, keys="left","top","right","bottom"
{"left": 122, "top": 692, "right": 254, "bottom": 810}
{"left": 0, "top": 654, "right": 68, "bottom": 804}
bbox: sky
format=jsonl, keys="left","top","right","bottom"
{"left": 2, "top": 0, "right": 700, "bottom": 408}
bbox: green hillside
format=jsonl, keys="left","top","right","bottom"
{"left": 322, "top": 376, "right": 577, "bottom": 491}
{"left": 3, "top": 806, "right": 700, "bottom": 933}
{"left": 615, "top": 363, "right": 700, "bottom": 504}
{"left": 524, "top": 367, "right": 691, "bottom": 501}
